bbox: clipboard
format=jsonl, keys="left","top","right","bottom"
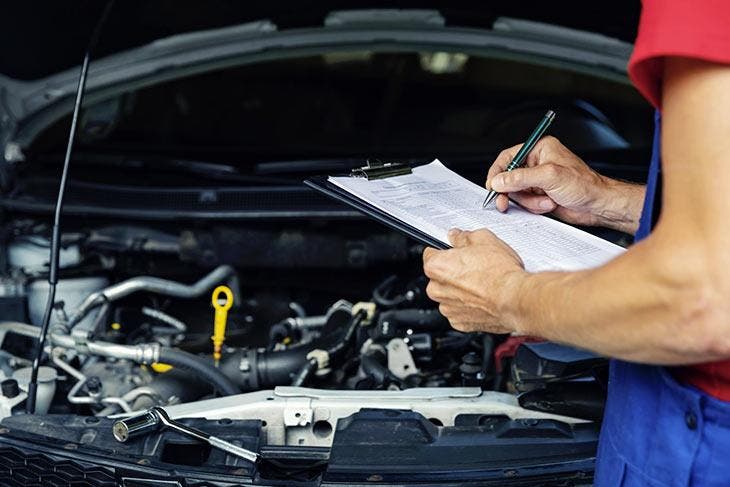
{"left": 303, "top": 161, "right": 449, "bottom": 250}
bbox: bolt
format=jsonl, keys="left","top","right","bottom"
{"left": 85, "top": 376, "right": 102, "bottom": 394}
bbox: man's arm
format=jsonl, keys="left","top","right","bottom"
{"left": 506, "top": 57, "right": 730, "bottom": 363}
{"left": 425, "top": 57, "right": 730, "bottom": 364}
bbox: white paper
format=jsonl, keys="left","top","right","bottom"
{"left": 329, "top": 160, "right": 624, "bottom": 272}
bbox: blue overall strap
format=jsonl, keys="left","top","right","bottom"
{"left": 634, "top": 110, "right": 662, "bottom": 241}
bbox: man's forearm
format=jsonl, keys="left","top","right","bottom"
{"left": 593, "top": 177, "right": 646, "bottom": 234}
{"left": 501, "top": 231, "right": 729, "bottom": 364}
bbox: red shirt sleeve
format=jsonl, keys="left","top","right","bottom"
{"left": 629, "top": 0, "right": 730, "bottom": 108}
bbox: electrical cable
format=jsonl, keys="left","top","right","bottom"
{"left": 26, "top": 0, "right": 115, "bottom": 414}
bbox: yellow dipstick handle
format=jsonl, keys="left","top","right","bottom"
{"left": 211, "top": 285, "right": 233, "bottom": 366}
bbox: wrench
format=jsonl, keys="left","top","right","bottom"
{"left": 112, "top": 406, "right": 259, "bottom": 464}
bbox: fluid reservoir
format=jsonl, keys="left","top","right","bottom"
{"left": 27, "top": 277, "right": 109, "bottom": 329}
{"left": 8, "top": 240, "right": 109, "bottom": 330}
{"left": 12, "top": 366, "right": 57, "bottom": 414}
{"left": 7, "top": 239, "right": 81, "bottom": 273}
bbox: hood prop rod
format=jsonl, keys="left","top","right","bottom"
{"left": 26, "top": 0, "right": 116, "bottom": 414}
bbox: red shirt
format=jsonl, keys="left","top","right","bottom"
{"left": 629, "top": 0, "right": 730, "bottom": 401}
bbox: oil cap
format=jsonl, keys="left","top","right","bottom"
{"left": 1, "top": 378, "right": 20, "bottom": 398}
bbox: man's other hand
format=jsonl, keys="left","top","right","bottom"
{"left": 486, "top": 136, "right": 644, "bottom": 234}
{"left": 423, "top": 229, "right": 525, "bottom": 334}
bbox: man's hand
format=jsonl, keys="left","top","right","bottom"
{"left": 423, "top": 229, "right": 525, "bottom": 334}
{"left": 486, "top": 136, "right": 645, "bottom": 234}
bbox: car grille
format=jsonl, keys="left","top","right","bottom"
{"left": 0, "top": 446, "right": 116, "bottom": 487}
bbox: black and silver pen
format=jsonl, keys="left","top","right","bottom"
{"left": 483, "top": 110, "right": 556, "bottom": 208}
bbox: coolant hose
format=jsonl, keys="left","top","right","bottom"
{"left": 157, "top": 348, "right": 240, "bottom": 396}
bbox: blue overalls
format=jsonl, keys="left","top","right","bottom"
{"left": 594, "top": 112, "right": 730, "bottom": 486}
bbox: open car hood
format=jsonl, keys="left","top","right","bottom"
{"left": 0, "top": 4, "right": 638, "bottom": 166}
{"left": 3, "top": 1, "right": 639, "bottom": 81}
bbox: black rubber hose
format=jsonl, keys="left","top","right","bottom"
{"left": 256, "top": 346, "right": 311, "bottom": 387}
{"left": 326, "top": 311, "right": 365, "bottom": 361}
{"left": 219, "top": 343, "right": 317, "bottom": 391}
{"left": 157, "top": 348, "right": 240, "bottom": 396}
{"left": 223, "top": 311, "right": 366, "bottom": 390}
{"left": 291, "top": 358, "right": 319, "bottom": 387}
{"left": 360, "top": 350, "right": 389, "bottom": 385}
{"left": 482, "top": 334, "right": 495, "bottom": 377}
{"left": 291, "top": 312, "right": 365, "bottom": 387}
{"left": 372, "top": 275, "right": 406, "bottom": 307}
{"left": 359, "top": 348, "right": 405, "bottom": 389}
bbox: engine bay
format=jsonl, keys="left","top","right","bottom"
{"left": 0, "top": 9, "right": 658, "bottom": 483}
{"left": 0, "top": 217, "right": 607, "bottom": 450}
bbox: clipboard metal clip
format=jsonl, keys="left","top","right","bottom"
{"left": 350, "top": 159, "right": 412, "bottom": 180}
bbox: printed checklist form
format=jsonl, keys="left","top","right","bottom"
{"left": 328, "top": 160, "right": 624, "bottom": 272}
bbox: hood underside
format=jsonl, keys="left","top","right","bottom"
{"left": 2, "top": 1, "right": 639, "bottom": 81}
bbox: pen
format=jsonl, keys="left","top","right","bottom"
{"left": 483, "top": 110, "right": 556, "bottom": 208}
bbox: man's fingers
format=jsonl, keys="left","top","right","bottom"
{"left": 426, "top": 280, "right": 449, "bottom": 302}
{"left": 510, "top": 191, "right": 557, "bottom": 213}
{"left": 450, "top": 228, "right": 501, "bottom": 248}
{"left": 422, "top": 247, "right": 440, "bottom": 278}
{"left": 438, "top": 303, "right": 452, "bottom": 318}
{"left": 423, "top": 247, "right": 454, "bottom": 280}
{"left": 490, "top": 164, "right": 561, "bottom": 194}
{"left": 486, "top": 144, "right": 522, "bottom": 189}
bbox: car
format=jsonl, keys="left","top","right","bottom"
{"left": 0, "top": 2, "right": 652, "bottom": 485}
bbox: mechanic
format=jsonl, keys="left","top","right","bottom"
{"left": 422, "top": 1, "right": 730, "bottom": 485}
